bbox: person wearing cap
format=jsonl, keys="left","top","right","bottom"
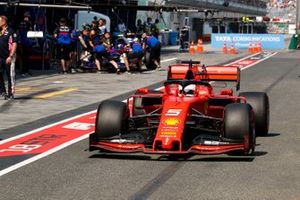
{"left": 18, "top": 11, "right": 33, "bottom": 76}
{"left": 54, "top": 18, "right": 72, "bottom": 74}
{"left": 0, "top": 15, "right": 18, "bottom": 100}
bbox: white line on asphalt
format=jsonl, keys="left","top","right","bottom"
{"left": 224, "top": 53, "right": 260, "bottom": 66}
{"left": 161, "top": 57, "right": 177, "bottom": 63}
{"left": 240, "top": 52, "right": 277, "bottom": 71}
{"left": 0, "top": 52, "right": 276, "bottom": 177}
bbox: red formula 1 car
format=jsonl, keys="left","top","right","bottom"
{"left": 89, "top": 60, "right": 269, "bottom": 155}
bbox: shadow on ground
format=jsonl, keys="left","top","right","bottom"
{"left": 89, "top": 150, "right": 268, "bottom": 162}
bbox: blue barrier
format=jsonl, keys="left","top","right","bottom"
{"left": 169, "top": 32, "right": 178, "bottom": 45}
{"left": 211, "top": 34, "right": 286, "bottom": 49}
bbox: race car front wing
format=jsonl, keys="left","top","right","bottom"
{"left": 89, "top": 137, "right": 246, "bottom": 155}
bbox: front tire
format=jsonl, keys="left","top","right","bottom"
{"left": 95, "top": 100, "right": 128, "bottom": 139}
{"left": 239, "top": 92, "right": 269, "bottom": 136}
{"left": 224, "top": 103, "right": 255, "bottom": 154}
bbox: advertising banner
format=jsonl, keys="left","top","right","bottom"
{"left": 211, "top": 34, "right": 285, "bottom": 49}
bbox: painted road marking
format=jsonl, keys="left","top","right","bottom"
{"left": 0, "top": 110, "right": 96, "bottom": 145}
{"left": 33, "top": 88, "right": 78, "bottom": 99}
{"left": 0, "top": 134, "right": 90, "bottom": 177}
{"left": 15, "top": 87, "right": 41, "bottom": 94}
{"left": 0, "top": 53, "right": 276, "bottom": 177}
{"left": 15, "top": 87, "right": 33, "bottom": 92}
{"left": 0, "top": 113, "right": 95, "bottom": 157}
{"left": 239, "top": 52, "right": 277, "bottom": 70}
{"left": 161, "top": 58, "right": 177, "bottom": 63}
{"left": 225, "top": 51, "right": 277, "bottom": 69}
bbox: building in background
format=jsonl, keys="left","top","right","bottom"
{"left": 140, "top": 0, "right": 268, "bottom": 42}
{"left": 266, "top": 0, "right": 296, "bottom": 34}
{"left": 0, "top": 0, "right": 270, "bottom": 42}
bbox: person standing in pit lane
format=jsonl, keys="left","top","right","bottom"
{"left": 151, "top": 19, "right": 160, "bottom": 39}
{"left": 18, "top": 12, "right": 33, "bottom": 76}
{"left": 144, "top": 17, "right": 153, "bottom": 35}
{"left": 89, "top": 28, "right": 104, "bottom": 72}
{"left": 0, "top": 15, "right": 18, "bottom": 100}
{"left": 141, "top": 32, "right": 161, "bottom": 70}
{"left": 54, "top": 18, "right": 72, "bottom": 74}
{"left": 69, "top": 29, "right": 79, "bottom": 73}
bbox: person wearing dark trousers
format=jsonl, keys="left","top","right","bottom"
{"left": 142, "top": 32, "right": 161, "bottom": 70}
{"left": 124, "top": 38, "right": 144, "bottom": 72}
{"left": 54, "top": 18, "right": 72, "bottom": 74}
{"left": 0, "top": 16, "right": 18, "bottom": 100}
{"left": 18, "top": 12, "right": 33, "bottom": 76}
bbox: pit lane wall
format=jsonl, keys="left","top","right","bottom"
{"left": 211, "top": 34, "right": 285, "bottom": 49}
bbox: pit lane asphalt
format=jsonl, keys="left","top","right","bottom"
{"left": 1, "top": 49, "right": 300, "bottom": 200}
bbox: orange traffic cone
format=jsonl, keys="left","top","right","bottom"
{"left": 189, "top": 41, "right": 195, "bottom": 55}
{"left": 229, "top": 43, "right": 236, "bottom": 55}
{"left": 258, "top": 42, "right": 262, "bottom": 53}
{"left": 223, "top": 42, "right": 227, "bottom": 54}
{"left": 197, "top": 39, "right": 203, "bottom": 53}
{"left": 248, "top": 42, "right": 254, "bottom": 54}
{"left": 253, "top": 43, "right": 259, "bottom": 53}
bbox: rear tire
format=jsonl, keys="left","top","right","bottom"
{"left": 144, "top": 50, "right": 156, "bottom": 70}
{"left": 239, "top": 92, "right": 269, "bottom": 136}
{"left": 95, "top": 100, "right": 128, "bottom": 139}
{"left": 224, "top": 103, "right": 255, "bottom": 154}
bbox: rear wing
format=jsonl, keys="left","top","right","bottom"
{"left": 167, "top": 60, "right": 241, "bottom": 90}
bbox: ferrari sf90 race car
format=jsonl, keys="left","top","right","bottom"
{"left": 89, "top": 61, "right": 269, "bottom": 155}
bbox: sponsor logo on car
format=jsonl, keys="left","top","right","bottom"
{"left": 161, "top": 131, "right": 177, "bottom": 135}
{"left": 165, "top": 109, "right": 182, "bottom": 116}
{"left": 163, "top": 118, "right": 181, "bottom": 126}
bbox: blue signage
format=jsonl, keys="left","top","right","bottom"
{"left": 211, "top": 34, "right": 285, "bottom": 49}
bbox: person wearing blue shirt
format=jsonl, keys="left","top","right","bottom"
{"left": 89, "top": 29, "right": 103, "bottom": 72}
{"left": 123, "top": 38, "right": 144, "bottom": 72}
{"left": 142, "top": 32, "right": 161, "bottom": 70}
{"left": 54, "top": 18, "right": 72, "bottom": 74}
{"left": 89, "top": 30, "right": 119, "bottom": 73}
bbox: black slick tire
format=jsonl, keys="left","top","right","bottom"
{"left": 144, "top": 50, "right": 156, "bottom": 70}
{"left": 224, "top": 103, "right": 255, "bottom": 154}
{"left": 239, "top": 92, "right": 269, "bottom": 136}
{"left": 95, "top": 100, "right": 128, "bottom": 139}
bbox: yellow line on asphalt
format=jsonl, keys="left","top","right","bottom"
{"left": 33, "top": 88, "right": 78, "bottom": 99}
{"left": 16, "top": 86, "right": 43, "bottom": 94}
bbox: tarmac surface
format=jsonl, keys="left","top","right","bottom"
{"left": 0, "top": 45, "right": 300, "bottom": 200}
